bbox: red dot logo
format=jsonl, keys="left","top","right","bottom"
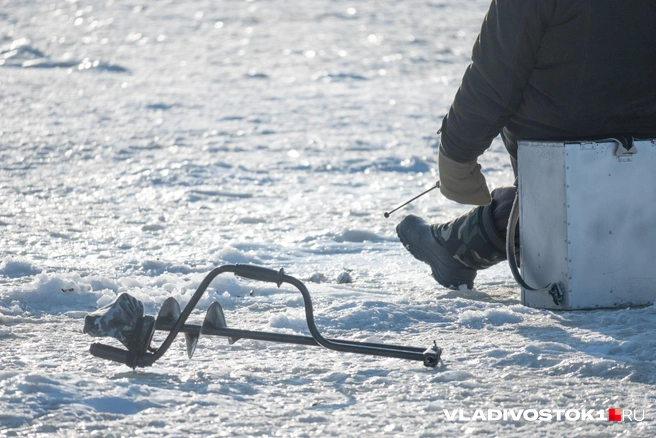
{"left": 608, "top": 408, "right": 622, "bottom": 422}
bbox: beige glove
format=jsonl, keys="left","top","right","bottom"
{"left": 438, "top": 148, "right": 491, "bottom": 206}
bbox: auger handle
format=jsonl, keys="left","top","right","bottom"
{"left": 89, "top": 343, "right": 130, "bottom": 366}
{"left": 233, "top": 264, "right": 285, "bottom": 287}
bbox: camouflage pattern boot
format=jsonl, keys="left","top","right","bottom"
{"left": 397, "top": 214, "right": 477, "bottom": 289}
{"left": 431, "top": 202, "right": 507, "bottom": 272}
{"left": 397, "top": 186, "right": 515, "bottom": 288}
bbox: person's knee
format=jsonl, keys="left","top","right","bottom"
{"left": 490, "top": 186, "right": 517, "bottom": 235}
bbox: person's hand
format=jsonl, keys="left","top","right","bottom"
{"left": 438, "top": 147, "right": 491, "bottom": 206}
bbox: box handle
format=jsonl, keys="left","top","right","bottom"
{"left": 612, "top": 136, "right": 638, "bottom": 157}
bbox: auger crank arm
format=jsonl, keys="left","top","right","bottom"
{"left": 88, "top": 264, "right": 441, "bottom": 368}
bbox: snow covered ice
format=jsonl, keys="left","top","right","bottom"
{"left": 1, "top": 0, "right": 655, "bottom": 436}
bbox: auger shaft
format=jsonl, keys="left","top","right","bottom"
{"left": 154, "top": 321, "right": 430, "bottom": 361}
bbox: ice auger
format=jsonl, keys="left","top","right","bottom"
{"left": 84, "top": 264, "right": 442, "bottom": 369}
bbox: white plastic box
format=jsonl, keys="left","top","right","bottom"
{"left": 517, "top": 138, "right": 656, "bottom": 310}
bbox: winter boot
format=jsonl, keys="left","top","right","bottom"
{"left": 396, "top": 214, "right": 477, "bottom": 289}
{"left": 396, "top": 186, "right": 515, "bottom": 289}
{"left": 430, "top": 202, "right": 508, "bottom": 273}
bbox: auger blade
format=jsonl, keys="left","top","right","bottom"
{"left": 203, "top": 301, "right": 239, "bottom": 345}
{"left": 156, "top": 297, "right": 181, "bottom": 324}
{"left": 156, "top": 297, "right": 198, "bottom": 359}
{"left": 184, "top": 333, "right": 199, "bottom": 359}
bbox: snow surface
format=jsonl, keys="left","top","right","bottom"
{"left": 1, "top": 0, "right": 655, "bottom": 436}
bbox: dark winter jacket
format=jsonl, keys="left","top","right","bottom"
{"left": 440, "top": 0, "right": 656, "bottom": 163}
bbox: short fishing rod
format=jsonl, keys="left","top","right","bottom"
{"left": 383, "top": 181, "right": 440, "bottom": 218}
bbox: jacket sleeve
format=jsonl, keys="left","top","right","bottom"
{"left": 440, "top": 0, "right": 554, "bottom": 163}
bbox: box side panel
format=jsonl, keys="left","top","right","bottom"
{"left": 518, "top": 141, "right": 570, "bottom": 309}
{"left": 565, "top": 140, "right": 656, "bottom": 308}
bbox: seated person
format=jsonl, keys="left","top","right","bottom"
{"left": 397, "top": 0, "right": 656, "bottom": 289}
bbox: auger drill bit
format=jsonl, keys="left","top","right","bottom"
{"left": 84, "top": 264, "right": 442, "bottom": 369}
